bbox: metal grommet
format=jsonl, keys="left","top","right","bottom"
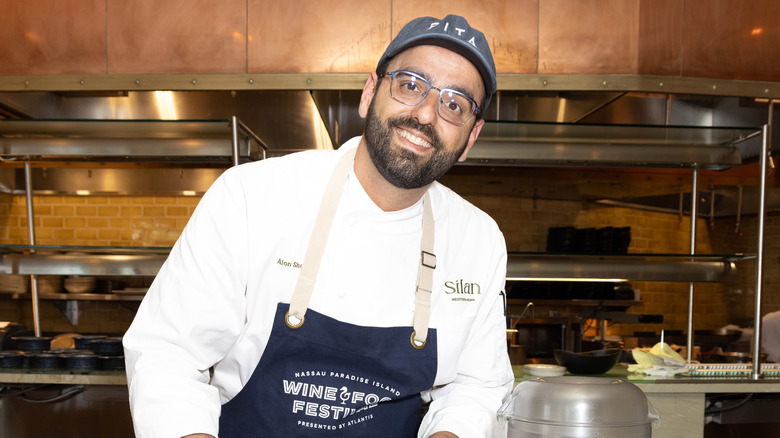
{"left": 285, "top": 311, "right": 304, "bottom": 329}
{"left": 410, "top": 331, "right": 427, "bottom": 350}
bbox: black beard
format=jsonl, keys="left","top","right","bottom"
{"left": 363, "top": 99, "right": 468, "bottom": 190}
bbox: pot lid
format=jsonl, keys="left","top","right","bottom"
{"left": 498, "top": 376, "right": 658, "bottom": 427}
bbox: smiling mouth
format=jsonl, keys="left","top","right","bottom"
{"left": 396, "top": 128, "right": 433, "bottom": 149}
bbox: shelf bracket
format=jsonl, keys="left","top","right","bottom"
{"left": 54, "top": 300, "right": 79, "bottom": 326}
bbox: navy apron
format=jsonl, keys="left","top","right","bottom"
{"left": 219, "top": 147, "right": 439, "bottom": 437}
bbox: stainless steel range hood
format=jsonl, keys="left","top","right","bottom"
{"left": 0, "top": 89, "right": 775, "bottom": 206}
{"left": 0, "top": 90, "right": 339, "bottom": 195}
{"left": 468, "top": 121, "right": 763, "bottom": 170}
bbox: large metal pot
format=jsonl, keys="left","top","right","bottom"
{"left": 498, "top": 376, "right": 659, "bottom": 437}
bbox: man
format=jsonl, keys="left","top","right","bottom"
{"left": 123, "top": 14, "right": 514, "bottom": 437}
{"left": 762, "top": 311, "right": 780, "bottom": 362}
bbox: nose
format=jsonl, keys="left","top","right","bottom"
{"left": 410, "top": 90, "right": 439, "bottom": 125}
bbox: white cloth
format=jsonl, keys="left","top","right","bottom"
{"left": 762, "top": 311, "right": 780, "bottom": 362}
{"left": 123, "top": 137, "right": 514, "bottom": 438}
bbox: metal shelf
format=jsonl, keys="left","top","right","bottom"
{"left": 0, "top": 245, "right": 168, "bottom": 277}
{"left": 468, "top": 121, "right": 763, "bottom": 170}
{"left": 0, "top": 118, "right": 267, "bottom": 163}
{"left": 506, "top": 252, "right": 743, "bottom": 283}
{"left": 3, "top": 292, "right": 145, "bottom": 302}
{"left": 0, "top": 246, "right": 744, "bottom": 283}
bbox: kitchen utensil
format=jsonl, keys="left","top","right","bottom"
{"left": 51, "top": 332, "right": 80, "bottom": 349}
{"left": 27, "top": 352, "right": 65, "bottom": 371}
{"left": 498, "top": 376, "right": 659, "bottom": 437}
{"left": 553, "top": 348, "right": 621, "bottom": 374}
{"left": 98, "top": 355, "right": 125, "bottom": 371}
{"left": 37, "top": 275, "right": 64, "bottom": 293}
{"left": 508, "top": 344, "right": 526, "bottom": 365}
{"left": 64, "top": 276, "right": 96, "bottom": 294}
{"left": 0, "top": 351, "right": 25, "bottom": 368}
{"left": 12, "top": 336, "right": 52, "bottom": 353}
{"left": 522, "top": 364, "right": 566, "bottom": 377}
{"left": 73, "top": 335, "right": 106, "bottom": 350}
{"left": 89, "top": 337, "right": 123, "bottom": 356}
{"left": 63, "top": 353, "right": 99, "bottom": 373}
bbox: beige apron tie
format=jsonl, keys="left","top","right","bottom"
{"left": 286, "top": 147, "right": 436, "bottom": 348}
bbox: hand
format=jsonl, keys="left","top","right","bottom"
{"left": 428, "top": 433, "right": 458, "bottom": 438}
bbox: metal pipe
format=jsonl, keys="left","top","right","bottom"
{"left": 23, "top": 162, "right": 41, "bottom": 337}
{"left": 686, "top": 167, "right": 699, "bottom": 362}
{"left": 235, "top": 118, "right": 268, "bottom": 160}
{"left": 231, "top": 116, "right": 240, "bottom": 167}
{"left": 752, "top": 122, "right": 771, "bottom": 379}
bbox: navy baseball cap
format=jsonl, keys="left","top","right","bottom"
{"left": 378, "top": 14, "right": 497, "bottom": 111}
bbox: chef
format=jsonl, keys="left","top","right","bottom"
{"left": 123, "top": 14, "right": 514, "bottom": 438}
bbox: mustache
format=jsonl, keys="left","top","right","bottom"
{"left": 387, "top": 116, "right": 441, "bottom": 148}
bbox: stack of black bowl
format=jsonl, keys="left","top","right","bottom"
{"left": 612, "top": 227, "right": 632, "bottom": 254}
{"left": 2, "top": 334, "right": 125, "bottom": 373}
{"left": 8, "top": 336, "right": 64, "bottom": 372}
{"left": 546, "top": 226, "right": 578, "bottom": 253}
{"left": 85, "top": 337, "right": 125, "bottom": 371}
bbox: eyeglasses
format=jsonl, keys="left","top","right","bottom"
{"left": 380, "top": 70, "right": 480, "bottom": 126}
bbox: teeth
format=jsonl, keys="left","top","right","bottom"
{"left": 398, "top": 129, "right": 432, "bottom": 148}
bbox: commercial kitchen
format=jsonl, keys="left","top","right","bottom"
{"left": 0, "top": 1, "right": 779, "bottom": 437}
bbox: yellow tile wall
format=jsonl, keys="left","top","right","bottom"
{"left": 0, "top": 193, "right": 200, "bottom": 334}
{"left": 0, "top": 194, "right": 199, "bottom": 247}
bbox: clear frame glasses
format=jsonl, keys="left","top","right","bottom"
{"left": 380, "top": 70, "right": 480, "bottom": 126}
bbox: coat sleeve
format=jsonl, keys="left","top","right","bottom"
{"left": 123, "top": 169, "right": 250, "bottom": 438}
{"left": 417, "top": 232, "right": 514, "bottom": 438}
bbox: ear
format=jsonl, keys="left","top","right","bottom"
{"left": 358, "top": 72, "right": 379, "bottom": 119}
{"left": 457, "top": 118, "right": 484, "bottom": 162}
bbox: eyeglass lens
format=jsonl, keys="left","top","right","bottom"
{"left": 389, "top": 71, "right": 476, "bottom": 125}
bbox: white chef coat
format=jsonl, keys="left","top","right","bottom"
{"left": 123, "top": 136, "right": 514, "bottom": 438}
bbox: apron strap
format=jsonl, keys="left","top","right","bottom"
{"left": 412, "top": 193, "right": 434, "bottom": 348}
{"left": 286, "top": 146, "right": 436, "bottom": 350}
{"left": 287, "top": 148, "right": 357, "bottom": 326}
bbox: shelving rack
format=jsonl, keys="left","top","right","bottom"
{"left": 0, "top": 117, "right": 265, "bottom": 332}
{"left": 0, "top": 117, "right": 770, "bottom": 377}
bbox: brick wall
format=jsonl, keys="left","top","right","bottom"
{"left": 0, "top": 187, "right": 774, "bottom": 338}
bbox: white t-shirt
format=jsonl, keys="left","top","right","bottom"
{"left": 123, "top": 137, "right": 514, "bottom": 438}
